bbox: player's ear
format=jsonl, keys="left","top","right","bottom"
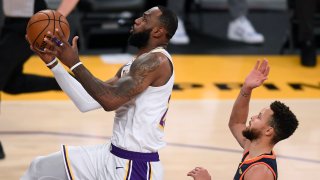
{"left": 265, "top": 126, "right": 274, "bottom": 136}
{"left": 152, "top": 27, "right": 165, "bottom": 38}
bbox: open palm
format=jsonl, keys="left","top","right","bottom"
{"left": 244, "top": 59, "right": 270, "bottom": 90}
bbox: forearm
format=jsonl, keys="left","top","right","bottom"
{"left": 229, "top": 86, "right": 252, "bottom": 126}
{"left": 56, "top": 0, "right": 79, "bottom": 17}
{"left": 71, "top": 65, "right": 119, "bottom": 111}
{"left": 51, "top": 63, "right": 102, "bottom": 112}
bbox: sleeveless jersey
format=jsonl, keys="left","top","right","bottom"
{"left": 234, "top": 150, "right": 278, "bottom": 180}
{"left": 111, "top": 47, "right": 174, "bottom": 153}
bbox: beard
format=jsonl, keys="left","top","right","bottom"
{"left": 242, "top": 127, "right": 261, "bottom": 141}
{"left": 128, "top": 29, "right": 151, "bottom": 48}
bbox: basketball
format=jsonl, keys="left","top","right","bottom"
{"left": 26, "top": 9, "right": 70, "bottom": 51}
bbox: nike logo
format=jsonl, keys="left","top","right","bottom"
{"left": 116, "top": 167, "right": 124, "bottom": 169}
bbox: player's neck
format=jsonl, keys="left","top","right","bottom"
{"left": 248, "top": 139, "right": 274, "bottom": 158}
{"left": 136, "top": 42, "right": 168, "bottom": 56}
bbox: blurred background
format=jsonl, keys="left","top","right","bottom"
{"left": 0, "top": 0, "right": 316, "bottom": 61}
{"left": 0, "top": 0, "right": 320, "bottom": 179}
{"left": 0, "top": 0, "right": 311, "bottom": 56}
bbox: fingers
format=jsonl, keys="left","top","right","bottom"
{"left": 257, "top": 59, "right": 267, "bottom": 71}
{"left": 44, "top": 35, "right": 56, "bottom": 47}
{"left": 264, "top": 66, "right": 270, "bottom": 77}
{"left": 43, "top": 34, "right": 63, "bottom": 56}
{"left": 25, "top": 34, "right": 38, "bottom": 53}
{"left": 187, "top": 170, "right": 196, "bottom": 177}
{"left": 187, "top": 167, "right": 205, "bottom": 177}
{"left": 29, "top": 44, "right": 36, "bottom": 52}
{"left": 29, "top": 43, "right": 44, "bottom": 54}
{"left": 256, "top": 58, "right": 269, "bottom": 76}
{"left": 25, "top": 34, "right": 30, "bottom": 44}
{"left": 72, "top": 36, "right": 79, "bottom": 51}
{"left": 43, "top": 47, "right": 58, "bottom": 56}
{"left": 52, "top": 37, "right": 64, "bottom": 47}
{"left": 254, "top": 60, "right": 260, "bottom": 70}
{"left": 55, "top": 28, "right": 68, "bottom": 44}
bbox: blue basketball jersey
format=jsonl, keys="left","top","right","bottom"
{"left": 234, "top": 150, "right": 277, "bottom": 180}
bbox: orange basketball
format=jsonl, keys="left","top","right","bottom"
{"left": 26, "top": 9, "right": 70, "bottom": 51}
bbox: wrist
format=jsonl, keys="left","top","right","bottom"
{"left": 240, "top": 85, "right": 252, "bottom": 97}
{"left": 70, "top": 61, "right": 83, "bottom": 71}
{"left": 46, "top": 57, "right": 58, "bottom": 69}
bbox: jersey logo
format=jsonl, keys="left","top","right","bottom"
{"left": 159, "top": 96, "right": 171, "bottom": 129}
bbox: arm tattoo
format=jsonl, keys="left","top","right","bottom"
{"left": 72, "top": 65, "right": 112, "bottom": 97}
{"left": 71, "top": 53, "right": 161, "bottom": 109}
{"left": 116, "top": 53, "right": 161, "bottom": 97}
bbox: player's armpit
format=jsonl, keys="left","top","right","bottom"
{"left": 104, "top": 53, "right": 171, "bottom": 110}
{"left": 103, "top": 65, "right": 125, "bottom": 85}
{"left": 101, "top": 53, "right": 167, "bottom": 105}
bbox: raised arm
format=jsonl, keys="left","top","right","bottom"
{"left": 42, "top": 30, "right": 172, "bottom": 112}
{"left": 228, "top": 60, "right": 270, "bottom": 148}
{"left": 70, "top": 52, "right": 170, "bottom": 111}
{"left": 49, "top": 63, "right": 123, "bottom": 112}
{"left": 28, "top": 37, "right": 124, "bottom": 112}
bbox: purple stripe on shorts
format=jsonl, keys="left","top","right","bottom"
{"left": 110, "top": 144, "right": 159, "bottom": 162}
{"left": 129, "top": 161, "right": 148, "bottom": 180}
{"left": 62, "top": 145, "right": 73, "bottom": 180}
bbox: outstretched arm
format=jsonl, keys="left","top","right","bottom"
{"left": 40, "top": 29, "right": 171, "bottom": 111}
{"left": 49, "top": 63, "right": 123, "bottom": 112}
{"left": 28, "top": 36, "right": 124, "bottom": 112}
{"left": 70, "top": 52, "right": 167, "bottom": 111}
{"left": 228, "top": 60, "right": 270, "bottom": 149}
{"left": 50, "top": 63, "right": 102, "bottom": 112}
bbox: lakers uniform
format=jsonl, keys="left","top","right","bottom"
{"left": 234, "top": 150, "right": 278, "bottom": 180}
{"left": 62, "top": 47, "right": 174, "bottom": 180}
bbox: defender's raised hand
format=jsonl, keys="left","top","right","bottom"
{"left": 42, "top": 28, "right": 80, "bottom": 68}
{"left": 242, "top": 59, "right": 270, "bottom": 93}
{"left": 187, "top": 167, "right": 212, "bottom": 180}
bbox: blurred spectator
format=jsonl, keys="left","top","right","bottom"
{"left": 0, "top": 0, "right": 79, "bottom": 160}
{"left": 168, "top": 0, "right": 264, "bottom": 45}
{"left": 295, "top": 0, "right": 319, "bottom": 67}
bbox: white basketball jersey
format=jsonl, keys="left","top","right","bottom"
{"left": 3, "top": 0, "right": 35, "bottom": 17}
{"left": 111, "top": 47, "right": 174, "bottom": 153}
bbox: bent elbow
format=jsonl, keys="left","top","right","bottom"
{"left": 228, "top": 121, "right": 232, "bottom": 128}
{"left": 228, "top": 120, "right": 235, "bottom": 131}
{"left": 101, "top": 103, "right": 120, "bottom": 112}
{"left": 79, "top": 107, "right": 91, "bottom": 113}
{"left": 102, "top": 106, "right": 113, "bottom": 112}
{"left": 76, "top": 104, "right": 98, "bottom": 113}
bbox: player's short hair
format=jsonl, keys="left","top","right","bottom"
{"left": 157, "top": 5, "right": 178, "bottom": 40}
{"left": 269, "top": 101, "right": 299, "bottom": 144}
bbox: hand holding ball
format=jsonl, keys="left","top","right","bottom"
{"left": 26, "top": 9, "right": 70, "bottom": 51}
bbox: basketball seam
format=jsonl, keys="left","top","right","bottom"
{"left": 51, "top": 10, "right": 56, "bottom": 36}
{"left": 26, "top": 10, "right": 69, "bottom": 29}
{"left": 58, "top": 15, "right": 67, "bottom": 37}
{"left": 27, "top": 10, "right": 70, "bottom": 50}
{"left": 32, "top": 13, "right": 51, "bottom": 49}
{"left": 27, "top": 19, "right": 69, "bottom": 29}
